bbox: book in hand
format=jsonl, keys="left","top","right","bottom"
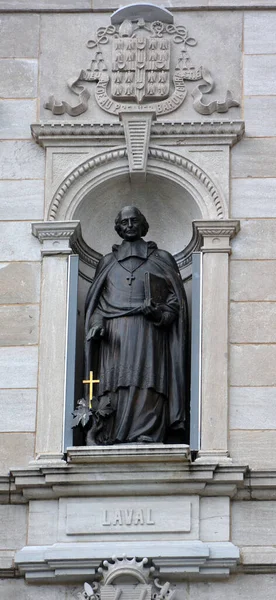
{"left": 144, "top": 271, "right": 169, "bottom": 305}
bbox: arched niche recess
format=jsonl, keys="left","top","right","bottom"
{"left": 53, "top": 146, "right": 227, "bottom": 436}
{"left": 32, "top": 142, "right": 237, "bottom": 458}
{"left": 48, "top": 145, "right": 227, "bottom": 232}
{"left": 47, "top": 143, "right": 227, "bottom": 283}
{"left": 72, "top": 170, "right": 203, "bottom": 408}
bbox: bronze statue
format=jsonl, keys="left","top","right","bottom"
{"left": 84, "top": 206, "right": 188, "bottom": 445}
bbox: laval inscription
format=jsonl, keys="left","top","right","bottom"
{"left": 64, "top": 497, "right": 196, "bottom": 537}
{"left": 102, "top": 508, "right": 155, "bottom": 526}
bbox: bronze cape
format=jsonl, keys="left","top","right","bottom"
{"left": 84, "top": 241, "right": 188, "bottom": 443}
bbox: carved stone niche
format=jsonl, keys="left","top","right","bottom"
{"left": 30, "top": 116, "right": 243, "bottom": 461}
{"left": 29, "top": 0, "right": 244, "bottom": 462}
{"left": 79, "top": 556, "right": 176, "bottom": 600}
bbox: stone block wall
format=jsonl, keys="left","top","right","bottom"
{"left": 0, "top": 13, "right": 44, "bottom": 472}
{"left": 230, "top": 9, "right": 276, "bottom": 467}
{"left": 0, "top": 4, "right": 275, "bottom": 470}
{"left": 0, "top": 4, "right": 275, "bottom": 472}
{"left": 0, "top": 6, "right": 275, "bottom": 600}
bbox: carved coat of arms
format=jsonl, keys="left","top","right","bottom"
{"left": 44, "top": 17, "right": 239, "bottom": 118}
{"left": 111, "top": 35, "right": 170, "bottom": 103}
{"left": 77, "top": 557, "right": 177, "bottom": 600}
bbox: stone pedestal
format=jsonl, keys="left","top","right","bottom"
{"left": 13, "top": 446, "right": 243, "bottom": 583}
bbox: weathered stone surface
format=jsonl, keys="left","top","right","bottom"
{"left": 231, "top": 220, "right": 276, "bottom": 259}
{"left": 231, "top": 178, "right": 276, "bottom": 218}
{"left": 0, "top": 305, "right": 39, "bottom": 346}
{"left": 0, "top": 433, "right": 35, "bottom": 473}
{"left": 245, "top": 55, "right": 276, "bottom": 95}
{"left": 232, "top": 501, "right": 276, "bottom": 546}
{"left": 230, "top": 260, "right": 276, "bottom": 301}
{"left": 0, "top": 346, "right": 38, "bottom": 388}
{"left": 230, "top": 430, "right": 276, "bottom": 469}
{"left": 0, "top": 141, "right": 44, "bottom": 179}
{"left": 200, "top": 497, "right": 229, "bottom": 542}
{"left": 0, "top": 389, "right": 36, "bottom": 432}
{"left": 0, "top": 0, "right": 90, "bottom": 7}
{"left": 244, "top": 97, "right": 276, "bottom": 137}
{"left": 0, "top": 262, "right": 41, "bottom": 304}
{"left": 189, "top": 574, "right": 276, "bottom": 600}
{"left": 244, "top": 10, "right": 276, "bottom": 54}
{"left": 0, "top": 222, "right": 41, "bottom": 261}
{"left": 201, "top": 252, "right": 229, "bottom": 453}
{"left": 0, "top": 505, "right": 27, "bottom": 549}
{"left": 28, "top": 500, "right": 59, "bottom": 545}
{"left": 92, "top": 0, "right": 276, "bottom": 8}
{"left": 241, "top": 547, "right": 276, "bottom": 567}
{"left": 0, "top": 550, "right": 15, "bottom": 573}
{"left": 0, "top": 180, "right": 44, "bottom": 220}
{"left": 0, "top": 579, "right": 69, "bottom": 599}
{"left": 232, "top": 139, "right": 276, "bottom": 178}
{"left": 0, "top": 100, "right": 36, "bottom": 139}
{"left": 36, "top": 256, "right": 68, "bottom": 456}
{"left": 230, "top": 387, "right": 276, "bottom": 430}
{"left": 0, "top": 14, "right": 40, "bottom": 58}
{"left": 230, "top": 344, "right": 276, "bottom": 386}
{"left": 0, "top": 59, "right": 37, "bottom": 98}
{"left": 230, "top": 302, "right": 276, "bottom": 343}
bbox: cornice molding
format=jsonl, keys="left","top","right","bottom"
{"left": 32, "top": 221, "right": 81, "bottom": 256}
{"left": 193, "top": 219, "right": 240, "bottom": 253}
{"left": 15, "top": 541, "right": 239, "bottom": 583}
{"left": 31, "top": 120, "right": 244, "bottom": 147}
{"left": 10, "top": 450, "right": 247, "bottom": 502}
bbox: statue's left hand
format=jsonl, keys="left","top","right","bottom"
{"left": 142, "top": 299, "right": 163, "bottom": 323}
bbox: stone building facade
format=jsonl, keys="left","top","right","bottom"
{"left": 0, "top": 1, "right": 276, "bottom": 599}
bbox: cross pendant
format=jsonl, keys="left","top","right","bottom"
{"left": 126, "top": 274, "right": 135, "bottom": 286}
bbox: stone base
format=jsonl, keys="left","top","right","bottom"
{"left": 195, "top": 450, "right": 233, "bottom": 465}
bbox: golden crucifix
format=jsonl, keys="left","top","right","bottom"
{"left": 82, "top": 371, "right": 100, "bottom": 408}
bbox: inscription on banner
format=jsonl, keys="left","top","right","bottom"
{"left": 66, "top": 497, "right": 194, "bottom": 536}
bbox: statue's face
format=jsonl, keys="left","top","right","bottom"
{"left": 117, "top": 207, "right": 143, "bottom": 241}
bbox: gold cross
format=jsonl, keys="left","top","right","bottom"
{"left": 82, "top": 371, "right": 100, "bottom": 408}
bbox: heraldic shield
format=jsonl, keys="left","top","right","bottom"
{"left": 111, "top": 36, "right": 170, "bottom": 103}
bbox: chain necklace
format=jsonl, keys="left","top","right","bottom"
{"left": 116, "top": 257, "right": 146, "bottom": 286}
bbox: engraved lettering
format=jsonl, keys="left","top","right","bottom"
{"left": 146, "top": 509, "right": 155, "bottom": 525}
{"left": 125, "top": 509, "right": 133, "bottom": 525}
{"left": 134, "top": 509, "right": 144, "bottom": 525}
{"left": 113, "top": 510, "right": 123, "bottom": 525}
{"left": 102, "top": 510, "right": 111, "bottom": 526}
{"left": 101, "top": 507, "right": 155, "bottom": 527}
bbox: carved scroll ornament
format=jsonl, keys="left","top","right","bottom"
{"left": 44, "top": 18, "right": 239, "bottom": 118}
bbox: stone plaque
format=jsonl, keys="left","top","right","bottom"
{"left": 65, "top": 496, "right": 194, "bottom": 535}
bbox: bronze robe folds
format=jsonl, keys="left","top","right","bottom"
{"left": 84, "top": 239, "right": 188, "bottom": 444}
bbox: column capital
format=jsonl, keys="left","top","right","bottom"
{"left": 193, "top": 219, "right": 240, "bottom": 253}
{"left": 32, "top": 220, "right": 81, "bottom": 256}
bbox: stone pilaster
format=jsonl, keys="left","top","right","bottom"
{"left": 31, "top": 221, "right": 80, "bottom": 462}
{"left": 193, "top": 219, "right": 240, "bottom": 464}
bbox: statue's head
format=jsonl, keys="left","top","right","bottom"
{"left": 114, "top": 206, "right": 149, "bottom": 241}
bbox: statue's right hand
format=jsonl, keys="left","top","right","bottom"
{"left": 86, "top": 325, "right": 105, "bottom": 341}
